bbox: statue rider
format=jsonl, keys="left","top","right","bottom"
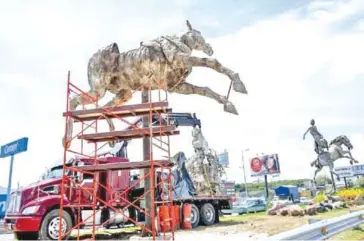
{"left": 303, "top": 119, "right": 328, "bottom": 155}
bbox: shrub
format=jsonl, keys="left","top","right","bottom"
{"left": 337, "top": 188, "right": 364, "bottom": 200}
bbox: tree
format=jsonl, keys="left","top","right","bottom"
{"left": 355, "top": 177, "right": 364, "bottom": 188}
{"left": 234, "top": 184, "right": 246, "bottom": 191}
{"left": 315, "top": 174, "right": 332, "bottom": 185}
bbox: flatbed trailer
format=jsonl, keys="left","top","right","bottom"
{"left": 173, "top": 195, "right": 232, "bottom": 228}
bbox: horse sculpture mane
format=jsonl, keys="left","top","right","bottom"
{"left": 63, "top": 20, "right": 248, "bottom": 148}
{"left": 329, "top": 135, "right": 346, "bottom": 146}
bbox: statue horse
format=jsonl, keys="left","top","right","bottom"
{"left": 63, "top": 20, "right": 247, "bottom": 148}
{"left": 312, "top": 135, "right": 358, "bottom": 182}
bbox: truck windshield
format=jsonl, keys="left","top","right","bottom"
{"left": 45, "top": 165, "right": 70, "bottom": 179}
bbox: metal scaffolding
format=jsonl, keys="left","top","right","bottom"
{"left": 59, "top": 71, "right": 177, "bottom": 240}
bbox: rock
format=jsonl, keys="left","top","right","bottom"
{"left": 355, "top": 194, "right": 364, "bottom": 205}
{"left": 279, "top": 209, "right": 289, "bottom": 216}
{"left": 327, "top": 195, "right": 344, "bottom": 202}
{"left": 324, "top": 203, "right": 333, "bottom": 210}
{"left": 332, "top": 201, "right": 344, "bottom": 209}
{"left": 287, "top": 205, "right": 304, "bottom": 216}
{"left": 267, "top": 202, "right": 287, "bottom": 216}
{"left": 304, "top": 204, "right": 317, "bottom": 216}
{"left": 316, "top": 205, "right": 327, "bottom": 213}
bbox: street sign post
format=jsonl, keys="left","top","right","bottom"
{"left": 0, "top": 137, "right": 28, "bottom": 215}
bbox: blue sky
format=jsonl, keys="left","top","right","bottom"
{"left": 1, "top": 0, "right": 364, "bottom": 187}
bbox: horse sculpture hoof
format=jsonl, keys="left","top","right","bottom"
{"left": 223, "top": 102, "right": 238, "bottom": 115}
{"left": 62, "top": 137, "right": 71, "bottom": 150}
{"left": 232, "top": 73, "right": 248, "bottom": 94}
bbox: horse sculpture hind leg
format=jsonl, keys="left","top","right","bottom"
{"left": 173, "top": 82, "right": 238, "bottom": 114}
{"left": 328, "top": 162, "right": 340, "bottom": 181}
{"left": 102, "top": 89, "right": 133, "bottom": 147}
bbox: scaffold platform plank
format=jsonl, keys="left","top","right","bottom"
{"left": 75, "top": 160, "right": 173, "bottom": 172}
{"left": 78, "top": 125, "right": 179, "bottom": 142}
{"left": 64, "top": 102, "right": 171, "bottom": 122}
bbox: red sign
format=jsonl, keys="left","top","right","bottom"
{"left": 250, "top": 157, "right": 263, "bottom": 173}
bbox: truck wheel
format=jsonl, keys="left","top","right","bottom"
{"left": 14, "top": 232, "right": 39, "bottom": 240}
{"left": 190, "top": 204, "right": 200, "bottom": 229}
{"left": 39, "top": 209, "right": 72, "bottom": 240}
{"left": 200, "top": 203, "right": 216, "bottom": 226}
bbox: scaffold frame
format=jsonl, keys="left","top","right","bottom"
{"left": 59, "top": 71, "right": 177, "bottom": 240}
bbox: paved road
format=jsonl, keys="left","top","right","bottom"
{"left": 0, "top": 220, "right": 11, "bottom": 236}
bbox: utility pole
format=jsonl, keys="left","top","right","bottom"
{"left": 241, "top": 148, "right": 250, "bottom": 198}
{"left": 142, "top": 89, "right": 153, "bottom": 236}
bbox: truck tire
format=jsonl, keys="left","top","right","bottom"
{"left": 200, "top": 203, "right": 216, "bottom": 226}
{"left": 190, "top": 204, "right": 200, "bottom": 229}
{"left": 39, "top": 209, "right": 72, "bottom": 240}
{"left": 14, "top": 232, "right": 39, "bottom": 240}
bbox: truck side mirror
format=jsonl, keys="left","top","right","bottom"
{"left": 75, "top": 161, "right": 85, "bottom": 183}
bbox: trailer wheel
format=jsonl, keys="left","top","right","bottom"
{"left": 14, "top": 232, "right": 39, "bottom": 240}
{"left": 200, "top": 203, "right": 216, "bottom": 226}
{"left": 190, "top": 204, "right": 200, "bottom": 228}
{"left": 39, "top": 209, "right": 72, "bottom": 240}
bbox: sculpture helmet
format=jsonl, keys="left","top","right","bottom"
{"left": 310, "top": 119, "right": 315, "bottom": 125}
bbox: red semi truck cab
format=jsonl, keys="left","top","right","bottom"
{"left": 4, "top": 156, "right": 133, "bottom": 240}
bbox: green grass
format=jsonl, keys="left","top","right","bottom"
{"left": 219, "top": 207, "right": 351, "bottom": 224}
{"left": 329, "top": 225, "right": 364, "bottom": 240}
{"left": 220, "top": 211, "right": 266, "bottom": 223}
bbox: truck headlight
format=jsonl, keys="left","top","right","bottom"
{"left": 22, "top": 206, "right": 40, "bottom": 215}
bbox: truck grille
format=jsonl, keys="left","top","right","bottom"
{"left": 7, "top": 192, "right": 21, "bottom": 214}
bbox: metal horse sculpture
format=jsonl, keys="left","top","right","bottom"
{"left": 63, "top": 20, "right": 247, "bottom": 148}
{"left": 312, "top": 135, "right": 358, "bottom": 181}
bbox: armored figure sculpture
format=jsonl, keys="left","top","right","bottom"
{"left": 303, "top": 119, "right": 328, "bottom": 155}
{"left": 63, "top": 20, "right": 247, "bottom": 148}
{"left": 186, "top": 126, "right": 225, "bottom": 195}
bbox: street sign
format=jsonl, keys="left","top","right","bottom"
{"left": 0, "top": 195, "right": 6, "bottom": 219}
{"left": 0, "top": 137, "right": 28, "bottom": 216}
{"left": 334, "top": 166, "right": 354, "bottom": 178}
{"left": 217, "top": 151, "right": 229, "bottom": 167}
{"left": 0, "top": 137, "right": 28, "bottom": 158}
{"left": 352, "top": 165, "right": 364, "bottom": 176}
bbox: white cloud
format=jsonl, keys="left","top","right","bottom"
{"left": 1, "top": 0, "right": 364, "bottom": 188}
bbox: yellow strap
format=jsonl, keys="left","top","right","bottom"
{"left": 203, "top": 163, "right": 214, "bottom": 195}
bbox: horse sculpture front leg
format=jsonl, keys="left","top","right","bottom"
{"left": 339, "top": 149, "right": 358, "bottom": 165}
{"left": 63, "top": 89, "right": 106, "bottom": 149}
{"left": 181, "top": 55, "right": 248, "bottom": 94}
{"left": 313, "top": 165, "right": 322, "bottom": 183}
{"left": 172, "top": 82, "right": 238, "bottom": 114}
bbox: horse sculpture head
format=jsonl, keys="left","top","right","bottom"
{"left": 180, "top": 20, "right": 214, "bottom": 56}
{"left": 330, "top": 135, "right": 353, "bottom": 150}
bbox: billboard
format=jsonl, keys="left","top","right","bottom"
{"left": 333, "top": 164, "right": 364, "bottom": 178}
{"left": 0, "top": 194, "right": 6, "bottom": 219}
{"left": 352, "top": 165, "right": 364, "bottom": 176}
{"left": 334, "top": 166, "right": 354, "bottom": 178}
{"left": 217, "top": 151, "right": 229, "bottom": 167}
{"left": 250, "top": 153, "right": 280, "bottom": 177}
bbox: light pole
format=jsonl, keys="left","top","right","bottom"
{"left": 242, "top": 148, "right": 250, "bottom": 198}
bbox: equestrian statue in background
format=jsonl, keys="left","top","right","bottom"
{"left": 311, "top": 135, "right": 358, "bottom": 182}
{"left": 303, "top": 119, "right": 358, "bottom": 182}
